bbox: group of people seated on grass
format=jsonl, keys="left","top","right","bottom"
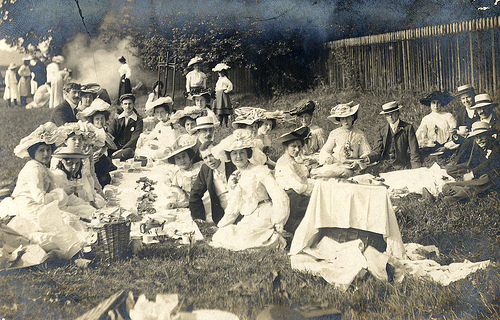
{"left": 2, "top": 77, "right": 500, "bottom": 252}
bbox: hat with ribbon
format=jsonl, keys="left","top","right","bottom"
{"left": 468, "top": 121, "right": 495, "bottom": 138}
{"left": 328, "top": 101, "right": 359, "bottom": 121}
{"left": 52, "top": 145, "right": 90, "bottom": 159}
{"left": 455, "top": 84, "right": 475, "bottom": 98}
{"left": 379, "top": 101, "right": 402, "bottom": 115}
{"left": 420, "top": 91, "right": 454, "bottom": 107}
{"left": 187, "top": 56, "right": 203, "bottom": 67}
{"left": 191, "top": 116, "right": 215, "bottom": 132}
{"left": 145, "top": 96, "right": 173, "bottom": 114}
{"left": 14, "top": 122, "right": 65, "bottom": 158}
{"left": 277, "top": 126, "right": 311, "bottom": 144}
{"left": 80, "top": 98, "right": 111, "bottom": 119}
{"left": 472, "top": 93, "right": 498, "bottom": 109}
{"left": 212, "top": 63, "right": 230, "bottom": 72}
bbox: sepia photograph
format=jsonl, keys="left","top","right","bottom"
{"left": 1, "top": 0, "right": 500, "bottom": 319}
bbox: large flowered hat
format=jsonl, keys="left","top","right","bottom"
{"left": 145, "top": 96, "right": 173, "bottom": 114}
{"left": 328, "top": 101, "right": 359, "bottom": 121}
{"left": 80, "top": 98, "right": 111, "bottom": 119}
{"left": 171, "top": 106, "right": 205, "bottom": 126}
{"left": 80, "top": 83, "right": 101, "bottom": 96}
{"left": 212, "top": 63, "right": 230, "bottom": 72}
{"left": 187, "top": 56, "right": 203, "bottom": 67}
{"left": 14, "top": 122, "right": 64, "bottom": 158}
{"left": 213, "top": 129, "right": 267, "bottom": 165}
{"left": 59, "top": 121, "right": 104, "bottom": 148}
{"left": 232, "top": 107, "right": 267, "bottom": 128}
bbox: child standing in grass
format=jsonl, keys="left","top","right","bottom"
{"left": 212, "top": 63, "right": 233, "bottom": 127}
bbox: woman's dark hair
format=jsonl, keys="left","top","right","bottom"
{"left": 179, "top": 116, "right": 195, "bottom": 128}
{"left": 256, "top": 119, "right": 277, "bottom": 130}
{"left": 153, "top": 103, "right": 171, "bottom": 114}
{"left": 152, "top": 80, "right": 164, "bottom": 91}
{"left": 336, "top": 112, "right": 358, "bottom": 124}
{"left": 56, "top": 159, "right": 82, "bottom": 180}
{"left": 27, "top": 142, "right": 56, "bottom": 159}
{"left": 282, "top": 138, "right": 305, "bottom": 147}
{"left": 219, "top": 70, "right": 228, "bottom": 77}
{"left": 185, "top": 148, "right": 196, "bottom": 160}
{"left": 90, "top": 110, "right": 110, "bottom": 122}
{"left": 225, "top": 148, "right": 253, "bottom": 161}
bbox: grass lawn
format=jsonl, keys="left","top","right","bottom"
{"left": 1, "top": 88, "right": 500, "bottom": 319}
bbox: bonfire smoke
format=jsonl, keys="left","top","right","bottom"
{"left": 62, "top": 34, "right": 155, "bottom": 100}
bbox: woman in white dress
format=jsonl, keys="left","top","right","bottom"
{"left": 3, "top": 63, "right": 19, "bottom": 107}
{"left": 17, "top": 58, "right": 31, "bottom": 106}
{"left": 46, "top": 55, "right": 66, "bottom": 109}
{"left": 212, "top": 63, "right": 233, "bottom": 127}
{"left": 314, "top": 102, "right": 371, "bottom": 179}
{"left": 211, "top": 129, "right": 290, "bottom": 251}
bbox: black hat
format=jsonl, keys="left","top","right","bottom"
{"left": 289, "top": 100, "right": 316, "bottom": 116}
{"left": 119, "top": 93, "right": 136, "bottom": 103}
{"left": 420, "top": 91, "right": 453, "bottom": 107}
{"left": 277, "top": 126, "right": 310, "bottom": 144}
{"left": 118, "top": 56, "right": 126, "bottom": 63}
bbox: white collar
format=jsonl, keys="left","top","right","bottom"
{"left": 215, "top": 160, "right": 225, "bottom": 174}
{"left": 482, "top": 113, "right": 493, "bottom": 124}
{"left": 389, "top": 119, "right": 400, "bottom": 133}
{"left": 466, "top": 108, "right": 476, "bottom": 118}
{"left": 118, "top": 112, "right": 137, "bottom": 121}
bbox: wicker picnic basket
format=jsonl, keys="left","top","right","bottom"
{"left": 91, "top": 221, "right": 131, "bottom": 261}
{"left": 318, "top": 227, "right": 387, "bottom": 253}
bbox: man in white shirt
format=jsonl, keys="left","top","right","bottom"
{"left": 189, "top": 141, "right": 236, "bottom": 224}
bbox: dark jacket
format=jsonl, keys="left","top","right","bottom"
{"left": 51, "top": 100, "right": 78, "bottom": 126}
{"left": 456, "top": 108, "right": 479, "bottom": 131}
{"left": 107, "top": 113, "right": 143, "bottom": 151}
{"left": 368, "top": 120, "right": 421, "bottom": 169}
{"left": 189, "top": 161, "right": 236, "bottom": 224}
{"left": 471, "top": 142, "right": 500, "bottom": 185}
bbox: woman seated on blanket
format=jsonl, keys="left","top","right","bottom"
{"left": 255, "top": 111, "right": 283, "bottom": 169}
{"left": 289, "top": 100, "right": 327, "bottom": 156}
{"left": 416, "top": 91, "right": 458, "bottom": 157}
{"left": 275, "top": 127, "right": 314, "bottom": 234}
{"left": 314, "top": 102, "right": 371, "bottom": 179}
{"left": 164, "top": 141, "right": 203, "bottom": 208}
{"left": 0, "top": 123, "right": 89, "bottom": 259}
{"left": 211, "top": 129, "right": 290, "bottom": 251}
{"left": 80, "top": 98, "right": 117, "bottom": 187}
{"left": 55, "top": 121, "right": 106, "bottom": 208}
{"left": 137, "top": 97, "right": 178, "bottom": 161}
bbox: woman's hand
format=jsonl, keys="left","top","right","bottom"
{"left": 66, "top": 186, "right": 77, "bottom": 195}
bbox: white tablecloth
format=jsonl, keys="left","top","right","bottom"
{"left": 290, "top": 179, "right": 405, "bottom": 259}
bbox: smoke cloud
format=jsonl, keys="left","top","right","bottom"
{"left": 62, "top": 34, "right": 155, "bottom": 100}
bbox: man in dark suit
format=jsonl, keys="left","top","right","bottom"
{"left": 50, "top": 82, "right": 81, "bottom": 126}
{"left": 107, "top": 93, "right": 143, "bottom": 161}
{"left": 440, "top": 121, "right": 500, "bottom": 204}
{"left": 367, "top": 101, "right": 421, "bottom": 174}
{"left": 189, "top": 141, "right": 236, "bottom": 224}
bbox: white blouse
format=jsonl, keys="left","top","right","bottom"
{"left": 215, "top": 76, "right": 233, "bottom": 93}
{"left": 416, "top": 112, "right": 457, "bottom": 147}
{"left": 319, "top": 127, "right": 371, "bottom": 166}
{"left": 275, "top": 154, "right": 311, "bottom": 195}
{"left": 185, "top": 70, "right": 207, "bottom": 91}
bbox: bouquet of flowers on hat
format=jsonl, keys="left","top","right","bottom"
{"left": 60, "top": 121, "right": 105, "bottom": 149}
{"left": 330, "top": 101, "right": 357, "bottom": 117}
{"left": 170, "top": 107, "right": 205, "bottom": 124}
{"left": 234, "top": 107, "right": 266, "bottom": 122}
{"left": 14, "top": 122, "right": 65, "bottom": 158}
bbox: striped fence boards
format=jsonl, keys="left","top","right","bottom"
{"left": 326, "top": 16, "right": 500, "bottom": 95}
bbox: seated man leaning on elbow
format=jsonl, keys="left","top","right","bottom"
{"left": 189, "top": 141, "right": 237, "bottom": 224}
{"left": 108, "top": 93, "right": 143, "bottom": 161}
{"left": 366, "top": 101, "right": 421, "bottom": 175}
{"left": 439, "top": 121, "right": 500, "bottom": 205}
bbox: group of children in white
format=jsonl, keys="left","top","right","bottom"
{"left": 2, "top": 48, "right": 500, "bottom": 277}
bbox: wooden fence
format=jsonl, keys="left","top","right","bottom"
{"left": 326, "top": 16, "right": 500, "bottom": 95}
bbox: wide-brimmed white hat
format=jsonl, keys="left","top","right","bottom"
{"left": 52, "top": 145, "right": 89, "bottom": 159}
{"left": 191, "top": 116, "right": 215, "bottom": 132}
{"left": 164, "top": 141, "right": 197, "bottom": 165}
{"left": 472, "top": 93, "right": 498, "bottom": 109}
{"left": 328, "top": 101, "right": 359, "bottom": 121}
{"left": 8, "top": 63, "right": 17, "bottom": 70}
{"left": 379, "top": 101, "right": 402, "bottom": 115}
{"left": 14, "top": 122, "right": 64, "bottom": 158}
{"left": 232, "top": 107, "right": 266, "bottom": 129}
{"left": 52, "top": 55, "right": 65, "bottom": 64}
{"left": 80, "top": 98, "right": 111, "bottom": 118}
{"left": 468, "top": 121, "right": 495, "bottom": 138}
{"left": 212, "top": 63, "right": 230, "bottom": 72}
{"left": 59, "top": 121, "right": 104, "bottom": 148}
{"left": 80, "top": 83, "right": 101, "bottom": 95}
{"left": 187, "top": 56, "right": 203, "bottom": 67}
{"left": 145, "top": 96, "right": 173, "bottom": 114}
{"left": 216, "top": 129, "right": 267, "bottom": 165}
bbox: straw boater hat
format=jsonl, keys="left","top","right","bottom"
{"left": 455, "top": 84, "right": 475, "bottom": 97}
{"left": 119, "top": 93, "right": 136, "bottom": 103}
{"left": 379, "top": 101, "right": 402, "bottom": 115}
{"left": 14, "top": 122, "right": 64, "bottom": 158}
{"left": 52, "top": 145, "right": 89, "bottom": 159}
{"left": 165, "top": 141, "right": 197, "bottom": 165}
{"left": 328, "top": 101, "right": 359, "bottom": 121}
{"left": 187, "top": 56, "right": 203, "bottom": 67}
{"left": 289, "top": 100, "right": 316, "bottom": 116}
{"left": 212, "top": 63, "right": 230, "bottom": 72}
{"left": 420, "top": 91, "right": 454, "bottom": 107}
{"left": 145, "top": 96, "right": 173, "bottom": 114}
{"left": 471, "top": 93, "right": 498, "bottom": 109}
{"left": 8, "top": 63, "right": 17, "bottom": 70}
{"left": 191, "top": 116, "right": 215, "bottom": 132}
{"left": 80, "top": 98, "right": 111, "bottom": 118}
{"left": 52, "top": 55, "right": 64, "bottom": 64}
{"left": 468, "top": 121, "right": 495, "bottom": 138}
{"left": 277, "top": 126, "right": 310, "bottom": 144}
{"left": 232, "top": 107, "right": 267, "bottom": 128}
